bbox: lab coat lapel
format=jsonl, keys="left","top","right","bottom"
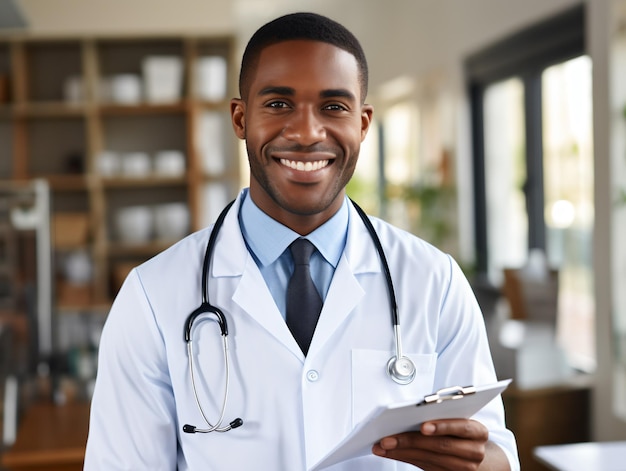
{"left": 210, "top": 196, "right": 382, "bottom": 360}
{"left": 232, "top": 262, "right": 302, "bottom": 357}
{"left": 307, "top": 256, "right": 364, "bottom": 356}
{"left": 308, "top": 203, "right": 381, "bottom": 357}
{"left": 210, "top": 195, "right": 302, "bottom": 357}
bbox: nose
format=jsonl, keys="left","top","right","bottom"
{"left": 282, "top": 106, "right": 326, "bottom": 145}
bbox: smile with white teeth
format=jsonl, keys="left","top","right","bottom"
{"left": 280, "top": 159, "right": 329, "bottom": 172}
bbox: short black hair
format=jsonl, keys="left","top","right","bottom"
{"left": 238, "top": 12, "right": 369, "bottom": 103}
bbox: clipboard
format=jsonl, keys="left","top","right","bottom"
{"left": 311, "top": 378, "right": 511, "bottom": 470}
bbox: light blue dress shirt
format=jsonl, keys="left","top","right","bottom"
{"left": 238, "top": 189, "right": 349, "bottom": 319}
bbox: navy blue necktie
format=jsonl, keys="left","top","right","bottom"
{"left": 286, "top": 238, "right": 323, "bottom": 355}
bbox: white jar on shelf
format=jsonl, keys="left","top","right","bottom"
{"left": 154, "top": 203, "right": 189, "bottom": 241}
{"left": 96, "top": 151, "right": 121, "bottom": 177}
{"left": 196, "top": 56, "right": 227, "bottom": 102}
{"left": 64, "top": 76, "right": 84, "bottom": 104}
{"left": 115, "top": 206, "right": 153, "bottom": 243}
{"left": 197, "top": 111, "right": 226, "bottom": 175}
{"left": 110, "top": 74, "right": 142, "bottom": 104}
{"left": 200, "top": 182, "right": 230, "bottom": 228}
{"left": 154, "top": 150, "right": 186, "bottom": 177}
{"left": 142, "top": 56, "right": 183, "bottom": 103}
{"left": 121, "top": 152, "right": 151, "bottom": 177}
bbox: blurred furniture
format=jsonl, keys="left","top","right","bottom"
{"left": 503, "top": 379, "right": 591, "bottom": 471}
{"left": 502, "top": 266, "right": 558, "bottom": 326}
{"left": 494, "top": 253, "right": 573, "bottom": 390}
{"left": 0, "top": 33, "right": 239, "bottom": 307}
{"left": 1, "top": 401, "right": 90, "bottom": 471}
{"left": 534, "top": 441, "right": 626, "bottom": 471}
{"left": 1, "top": 323, "right": 16, "bottom": 448}
{"left": 0, "top": 180, "right": 53, "bottom": 364}
{"left": 0, "top": 181, "right": 54, "bottom": 454}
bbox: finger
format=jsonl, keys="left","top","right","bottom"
{"left": 374, "top": 436, "right": 484, "bottom": 471}
{"left": 391, "top": 431, "right": 486, "bottom": 461}
{"left": 421, "top": 419, "right": 489, "bottom": 441}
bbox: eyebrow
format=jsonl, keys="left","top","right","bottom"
{"left": 258, "top": 86, "right": 356, "bottom": 102}
{"left": 259, "top": 86, "right": 294, "bottom": 96}
{"left": 321, "top": 89, "right": 356, "bottom": 102}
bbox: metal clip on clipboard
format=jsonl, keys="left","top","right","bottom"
{"left": 420, "top": 385, "right": 477, "bottom": 405}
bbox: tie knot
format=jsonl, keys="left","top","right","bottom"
{"left": 290, "top": 238, "right": 316, "bottom": 265}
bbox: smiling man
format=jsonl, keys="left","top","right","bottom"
{"left": 85, "top": 12, "right": 520, "bottom": 471}
{"left": 231, "top": 38, "right": 372, "bottom": 234}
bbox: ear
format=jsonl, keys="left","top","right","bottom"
{"left": 360, "top": 104, "right": 374, "bottom": 141}
{"left": 230, "top": 98, "right": 246, "bottom": 139}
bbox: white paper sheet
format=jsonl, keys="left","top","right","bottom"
{"left": 311, "top": 379, "right": 512, "bottom": 470}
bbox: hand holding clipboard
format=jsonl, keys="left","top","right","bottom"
{"left": 311, "top": 379, "right": 512, "bottom": 470}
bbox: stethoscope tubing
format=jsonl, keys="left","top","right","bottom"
{"left": 350, "top": 200, "right": 415, "bottom": 385}
{"left": 183, "top": 200, "right": 237, "bottom": 433}
{"left": 183, "top": 197, "right": 416, "bottom": 434}
{"left": 187, "top": 335, "right": 230, "bottom": 432}
{"left": 200, "top": 200, "right": 236, "bottom": 307}
{"left": 349, "top": 199, "right": 399, "bottom": 327}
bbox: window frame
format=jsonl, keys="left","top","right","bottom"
{"left": 465, "top": 4, "right": 585, "bottom": 274}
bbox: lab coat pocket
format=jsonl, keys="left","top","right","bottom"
{"left": 351, "top": 349, "right": 437, "bottom": 428}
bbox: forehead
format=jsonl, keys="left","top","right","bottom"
{"left": 250, "top": 40, "right": 361, "bottom": 97}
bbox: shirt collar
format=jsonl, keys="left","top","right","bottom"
{"left": 239, "top": 189, "right": 349, "bottom": 268}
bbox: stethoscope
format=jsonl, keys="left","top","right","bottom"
{"left": 182, "top": 199, "right": 416, "bottom": 434}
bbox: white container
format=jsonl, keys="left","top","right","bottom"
{"left": 200, "top": 183, "right": 230, "bottom": 228}
{"left": 96, "top": 151, "right": 121, "bottom": 177}
{"left": 154, "top": 150, "right": 185, "bottom": 177}
{"left": 63, "top": 250, "right": 93, "bottom": 284}
{"left": 110, "top": 74, "right": 142, "bottom": 104}
{"left": 154, "top": 203, "right": 189, "bottom": 241}
{"left": 116, "top": 206, "right": 153, "bottom": 243}
{"left": 122, "top": 152, "right": 151, "bottom": 177}
{"left": 196, "top": 56, "right": 227, "bottom": 101}
{"left": 143, "top": 56, "right": 183, "bottom": 103}
{"left": 64, "top": 76, "right": 84, "bottom": 104}
{"left": 198, "top": 112, "right": 225, "bottom": 175}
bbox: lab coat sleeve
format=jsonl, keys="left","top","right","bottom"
{"left": 84, "top": 269, "right": 177, "bottom": 470}
{"left": 434, "top": 256, "right": 520, "bottom": 471}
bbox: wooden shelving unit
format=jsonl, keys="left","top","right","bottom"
{"left": 0, "top": 34, "right": 239, "bottom": 309}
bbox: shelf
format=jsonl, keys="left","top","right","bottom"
{"left": 43, "top": 174, "right": 88, "bottom": 188}
{"left": 195, "top": 99, "right": 231, "bottom": 109}
{"left": 100, "top": 176, "right": 187, "bottom": 188}
{"left": 0, "top": 33, "right": 238, "bottom": 302}
{"left": 22, "top": 40, "right": 84, "bottom": 103}
{"left": 107, "top": 240, "right": 177, "bottom": 257}
{"left": 57, "top": 303, "right": 110, "bottom": 315}
{"left": 13, "top": 102, "right": 88, "bottom": 118}
{"left": 98, "top": 102, "right": 188, "bottom": 116}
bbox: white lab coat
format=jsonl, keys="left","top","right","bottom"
{"left": 85, "top": 193, "right": 519, "bottom": 471}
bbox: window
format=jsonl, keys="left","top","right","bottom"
{"left": 364, "top": 76, "right": 456, "bottom": 251}
{"left": 542, "top": 56, "right": 594, "bottom": 370}
{"left": 483, "top": 78, "right": 527, "bottom": 281}
{"left": 466, "top": 5, "right": 595, "bottom": 371}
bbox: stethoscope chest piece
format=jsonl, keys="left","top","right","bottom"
{"left": 387, "top": 355, "right": 417, "bottom": 385}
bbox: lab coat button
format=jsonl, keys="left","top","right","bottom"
{"left": 306, "top": 370, "right": 319, "bottom": 382}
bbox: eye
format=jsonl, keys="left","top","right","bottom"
{"left": 323, "top": 103, "right": 349, "bottom": 112}
{"left": 266, "top": 100, "right": 290, "bottom": 109}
